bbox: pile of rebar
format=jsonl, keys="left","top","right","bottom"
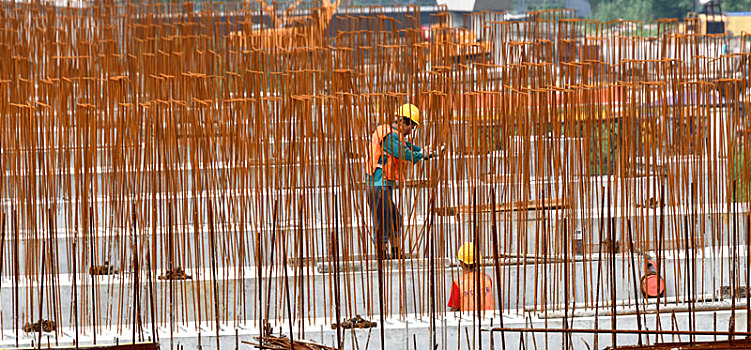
{"left": 245, "top": 335, "right": 337, "bottom": 350}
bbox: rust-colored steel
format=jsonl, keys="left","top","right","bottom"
{"left": 0, "top": 0, "right": 749, "bottom": 348}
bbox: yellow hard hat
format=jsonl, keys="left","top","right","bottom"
{"left": 457, "top": 242, "right": 480, "bottom": 265}
{"left": 395, "top": 103, "right": 420, "bottom": 125}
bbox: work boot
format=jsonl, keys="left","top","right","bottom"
{"left": 390, "top": 246, "right": 403, "bottom": 260}
{"left": 379, "top": 249, "right": 390, "bottom": 260}
{"left": 375, "top": 240, "right": 390, "bottom": 260}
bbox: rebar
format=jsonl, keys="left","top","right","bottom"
{"left": 0, "top": 1, "right": 749, "bottom": 349}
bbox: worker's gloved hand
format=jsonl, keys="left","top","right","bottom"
{"left": 436, "top": 144, "right": 446, "bottom": 155}
{"left": 423, "top": 144, "right": 446, "bottom": 160}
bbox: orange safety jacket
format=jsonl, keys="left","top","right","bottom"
{"left": 458, "top": 271, "right": 494, "bottom": 312}
{"left": 366, "top": 124, "right": 412, "bottom": 182}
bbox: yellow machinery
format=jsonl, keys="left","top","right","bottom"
{"left": 725, "top": 12, "right": 751, "bottom": 36}
{"left": 683, "top": 11, "right": 751, "bottom": 36}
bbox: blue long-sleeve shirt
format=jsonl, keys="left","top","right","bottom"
{"left": 366, "top": 132, "right": 424, "bottom": 188}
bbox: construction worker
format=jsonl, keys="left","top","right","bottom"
{"left": 448, "top": 242, "right": 494, "bottom": 312}
{"left": 365, "top": 103, "right": 442, "bottom": 259}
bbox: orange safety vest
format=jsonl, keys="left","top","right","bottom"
{"left": 458, "top": 271, "right": 494, "bottom": 312}
{"left": 366, "top": 124, "right": 411, "bottom": 182}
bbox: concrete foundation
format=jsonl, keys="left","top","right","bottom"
{"left": 1, "top": 308, "right": 748, "bottom": 349}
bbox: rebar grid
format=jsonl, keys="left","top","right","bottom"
{"left": 0, "top": 1, "right": 749, "bottom": 348}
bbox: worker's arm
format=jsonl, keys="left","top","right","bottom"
{"left": 404, "top": 140, "right": 422, "bottom": 153}
{"left": 383, "top": 132, "right": 424, "bottom": 163}
{"left": 447, "top": 281, "right": 461, "bottom": 311}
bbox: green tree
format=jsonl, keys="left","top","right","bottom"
{"left": 590, "top": 0, "right": 654, "bottom": 21}
{"left": 652, "top": 0, "right": 696, "bottom": 19}
{"left": 723, "top": 0, "right": 751, "bottom": 12}
{"left": 590, "top": 0, "right": 751, "bottom": 22}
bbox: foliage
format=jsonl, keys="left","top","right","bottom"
{"left": 723, "top": 0, "right": 751, "bottom": 11}
{"left": 651, "top": 0, "right": 696, "bottom": 20}
{"left": 589, "top": 0, "right": 751, "bottom": 22}
{"left": 526, "top": 0, "right": 567, "bottom": 11}
{"left": 590, "top": 0, "right": 654, "bottom": 22}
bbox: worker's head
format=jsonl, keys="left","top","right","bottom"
{"left": 394, "top": 103, "right": 420, "bottom": 135}
{"left": 457, "top": 242, "right": 480, "bottom": 270}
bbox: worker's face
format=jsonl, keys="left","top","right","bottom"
{"left": 400, "top": 118, "right": 417, "bottom": 136}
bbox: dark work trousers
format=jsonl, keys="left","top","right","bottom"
{"left": 366, "top": 186, "right": 402, "bottom": 258}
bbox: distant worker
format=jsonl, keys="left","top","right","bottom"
{"left": 448, "top": 242, "right": 494, "bottom": 312}
{"left": 365, "top": 103, "right": 443, "bottom": 259}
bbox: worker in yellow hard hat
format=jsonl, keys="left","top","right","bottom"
{"left": 448, "top": 242, "right": 494, "bottom": 312}
{"left": 365, "top": 103, "right": 444, "bottom": 259}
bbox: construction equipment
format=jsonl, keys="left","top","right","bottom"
{"left": 681, "top": 0, "right": 751, "bottom": 36}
